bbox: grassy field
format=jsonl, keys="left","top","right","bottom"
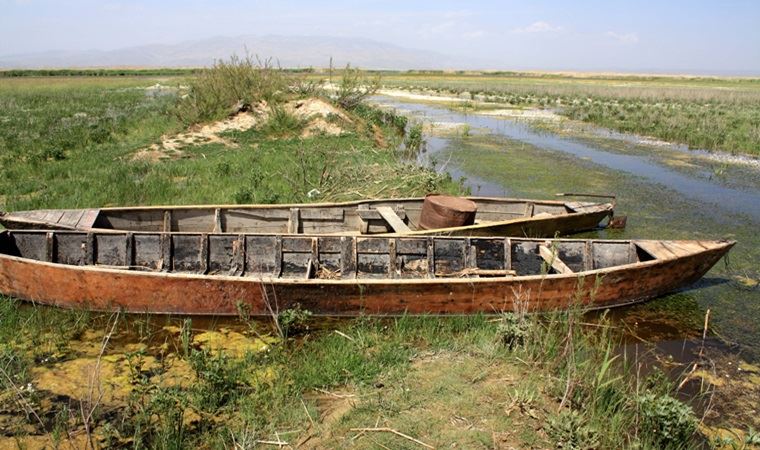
{"left": 0, "top": 67, "right": 755, "bottom": 449}
{"left": 379, "top": 71, "right": 760, "bottom": 156}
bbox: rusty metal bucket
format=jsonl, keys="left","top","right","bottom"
{"left": 419, "top": 194, "right": 477, "bottom": 230}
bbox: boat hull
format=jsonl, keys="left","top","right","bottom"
{"left": 0, "top": 241, "right": 731, "bottom": 316}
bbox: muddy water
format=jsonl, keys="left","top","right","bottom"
{"left": 371, "top": 95, "right": 760, "bottom": 359}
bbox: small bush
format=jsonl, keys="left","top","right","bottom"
{"left": 278, "top": 304, "right": 312, "bottom": 336}
{"left": 175, "top": 54, "right": 288, "bottom": 125}
{"left": 404, "top": 123, "right": 424, "bottom": 152}
{"left": 334, "top": 65, "right": 380, "bottom": 110}
{"left": 497, "top": 312, "right": 531, "bottom": 350}
{"left": 546, "top": 409, "right": 600, "bottom": 450}
{"left": 637, "top": 393, "right": 697, "bottom": 449}
{"left": 259, "top": 107, "right": 307, "bottom": 138}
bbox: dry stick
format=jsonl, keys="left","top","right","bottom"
{"left": 349, "top": 428, "right": 434, "bottom": 449}
{"left": 80, "top": 311, "right": 120, "bottom": 450}
{"left": 300, "top": 398, "right": 316, "bottom": 429}
{"left": 677, "top": 308, "right": 711, "bottom": 391}
{"left": 333, "top": 330, "right": 355, "bottom": 341}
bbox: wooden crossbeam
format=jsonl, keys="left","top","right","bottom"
{"left": 375, "top": 206, "right": 411, "bottom": 233}
{"left": 538, "top": 244, "right": 573, "bottom": 274}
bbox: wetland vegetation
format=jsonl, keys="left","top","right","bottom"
{"left": 379, "top": 71, "right": 760, "bottom": 156}
{"left": 1, "top": 64, "right": 759, "bottom": 448}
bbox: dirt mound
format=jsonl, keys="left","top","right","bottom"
{"left": 132, "top": 98, "right": 351, "bottom": 162}
{"left": 286, "top": 98, "right": 352, "bottom": 138}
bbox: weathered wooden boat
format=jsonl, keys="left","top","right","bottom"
{"left": 0, "top": 196, "right": 615, "bottom": 237}
{"left": 0, "top": 229, "right": 733, "bottom": 315}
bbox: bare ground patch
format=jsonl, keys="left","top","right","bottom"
{"left": 132, "top": 98, "right": 351, "bottom": 162}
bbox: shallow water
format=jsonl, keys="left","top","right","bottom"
{"left": 374, "top": 97, "right": 760, "bottom": 221}
{"left": 371, "top": 95, "right": 760, "bottom": 364}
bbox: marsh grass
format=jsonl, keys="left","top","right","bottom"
{"left": 381, "top": 72, "right": 760, "bottom": 155}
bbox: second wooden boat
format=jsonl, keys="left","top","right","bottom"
{"left": 0, "top": 196, "right": 615, "bottom": 237}
{"left": 0, "top": 229, "right": 732, "bottom": 315}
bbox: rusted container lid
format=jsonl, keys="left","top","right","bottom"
{"left": 419, "top": 194, "right": 477, "bottom": 230}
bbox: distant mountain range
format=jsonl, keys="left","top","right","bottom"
{"left": 0, "top": 35, "right": 466, "bottom": 69}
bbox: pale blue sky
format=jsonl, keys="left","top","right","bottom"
{"left": 1, "top": 0, "right": 759, "bottom": 73}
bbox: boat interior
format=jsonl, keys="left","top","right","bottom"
{"left": 0, "top": 230, "right": 673, "bottom": 280}
{"left": 3, "top": 198, "right": 604, "bottom": 234}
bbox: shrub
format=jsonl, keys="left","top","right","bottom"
{"left": 334, "top": 65, "right": 380, "bottom": 110}
{"left": 546, "top": 409, "right": 600, "bottom": 450}
{"left": 175, "top": 54, "right": 288, "bottom": 125}
{"left": 637, "top": 393, "right": 697, "bottom": 449}
{"left": 497, "top": 312, "right": 531, "bottom": 350}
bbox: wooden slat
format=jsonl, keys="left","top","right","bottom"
{"left": 539, "top": 244, "right": 573, "bottom": 274}
{"left": 310, "top": 237, "right": 319, "bottom": 275}
{"left": 357, "top": 204, "right": 370, "bottom": 234}
{"left": 60, "top": 209, "right": 86, "bottom": 228}
{"left": 357, "top": 208, "right": 408, "bottom": 221}
{"left": 388, "top": 238, "right": 398, "bottom": 278}
{"left": 160, "top": 233, "right": 171, "bottom": 271}
{"left": 43, "top": 210, "right": 65, "bottom": 225}
{"left": 635, "top": 241, "right": 678, "bottom": 260}
{"left": 375, "top": 206, "right": 411, "bottom": 233}
{"left": 45, "top": 232, "right": 55, "bottom": 262}
{"left": 504, "top": 237, "right": 512, "bottom": 271}
{"left": 213, "top": 208, "right": 223, "bottom": 233}
{"left": 125, "top": 233, "right": 134, "bottom": 266}
{"left": 163, "top": 211, "right": 172, "bottom": 232}
{"left": 76, "top": 209, "right": 100, "bottom": 229}
{"left": 340, "top": 236, "right": 356, "bottom": 279}
{"left": 273, "top": 236, "right": 283, "bottom": 277}
{"left": 584, "top": 241, "right": 594, "bottom": 271}
{"left": 200, "top": 234, "right": 209, "bottom": 274}
{"left": 288, "top": 208, "right": 300, "bottom": 234}
{"left": 231, "top": 234, "right": 245, "bottom": 276}
{"left": 426, "top": 237, "right": 435, "bottom": 279}
{"left": 86, "top": 232, "right": 95, "bottom": 265}
{"left": 524, "top": 203, "right": 535, "bottom": 218}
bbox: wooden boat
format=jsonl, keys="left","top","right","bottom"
{"left": 0, "top": 196, "right": 615, "bottom": 237}
{"left": 0, "top": 229, "right": 733, "bottom": 315}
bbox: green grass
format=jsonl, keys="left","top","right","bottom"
{"left": 379, "top": 72, "right": 760, "bottom": 155}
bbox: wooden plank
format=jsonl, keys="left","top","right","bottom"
{"left": 375, "top": 206, "right": 411, "bottom": 233}
{"left": 539, "top": 244, "right": 573, "bottom": 274}
{"left": 231, "top": 234, "right": 245, "bottom": 276}
{"left": 357, "top": 204, "right": 370, "bottom": 234}
{"left": 76, "top": 209, "right": 100, "bottom": 229}
{"left": 45, "top": 232, "right": 55, "bottom": 262}
{"left": 504, "top": 237, "right": 512, "bottom": 271}
{"left": 200, "top": 234, "right": 209, "bottom": 274}
{"left": 357, "top": 208, "right": 407, "bottom": 221}
{"left": 60, "top": 210, "right": 86, "bottom": 228}
{"left": 427, "top": 237, "right": 435, "bottom": 279}
{"left": 125, "top": 233, "right": 134, "bottom": 266}
{"left": 273, "top": 235, "right": 283, "bottom": 277}
{"left": 524, "top": 202, "right": 535, "bottom": 218}
{"left": 213, "top": 208, "right": 223, "bottom": 233}
{"left": 163, "top": 211, "right": 172, "bottom": 232}
{"left": 288, "top": 208, "right": 300, "bottom": 234}
{"left": 160, "top": 233, "right": 171, "bottom": 271}
{"left": 636, "top": 241, "right": 678, "bottom": 260}
{"left": 310, "top": 237, "right": 319, "bottom": 274}
{"left": 340, "top": 236, "right": 356, "bottom": 279}
{"left": 86, "top": 232, "right": 95, "bottom": 265}
{"left": 584, "top": 241, "right": 594, "bottom": 271}
{"left": 388, "top": 238, "right": 398, "bottom": 278}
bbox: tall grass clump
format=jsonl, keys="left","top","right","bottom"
{"left": 174, "top": 54, "right": 288, "bottom": 125}
{"left": 512, "top": 308, "right": 700, "bottom": 450}
{"left": 334, "top": 64, "right": 380, "bottom": 110}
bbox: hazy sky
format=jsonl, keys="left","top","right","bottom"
{"left": 2, "top": 0, "right": 759, "bottom": 73}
